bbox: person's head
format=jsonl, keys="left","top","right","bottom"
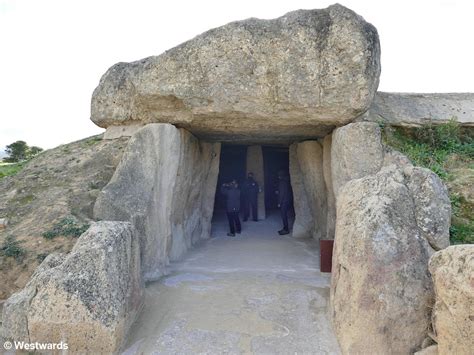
{"left": 247, "top": 172, "right": 254, "bottom": 179}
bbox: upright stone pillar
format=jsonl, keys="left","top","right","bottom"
{"left": 246, "top": 145, "right": 266, "bottom": 220}
{"left": 289, "top": 144, "right": 313, "bottom": 238}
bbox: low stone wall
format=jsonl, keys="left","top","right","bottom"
{"left": 361, "top": 92, "right": 474, "bottom": 126}
{"left": 1, "top": 222, "right": 143, "bottom": 353}
{"left": 94, "top": 123, "right": 221, "bottom": 280}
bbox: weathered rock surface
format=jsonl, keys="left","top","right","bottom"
{"left": 289, "top": 144, "right": 313, "bottom": 238}
{"left": 91, "top": 4, "right": 380, "bottom": 143}
{"left": 362, "top": 92, "right": 474, "bottom": 127}
{"left": 407, "top": 167, "right": 451, "bottom": 250}
{"left": 1, "top": 222, "right": 143, "bottom": 353}
{"left": 331, "top": 122, "right": 384, "bottom": 199}
{"left": 322, "top": 134, "right": 336, "bottom": 239}
{"left": 331, "top": 165, "right": 451, "bottom": 354}
{"left": 246, "top": 146, "right": 266, "bottom": 220}
{"left": 296, "top": 141, "right": 327, "bottom": 240}
{"left": 94, "top": 123, "right": 220, "bottom": 280}
{"left": 415, "top": 345, "right": 439, "bottom": 355}
{"left": 429, "top": 245, "right": 474, "bottom": 355}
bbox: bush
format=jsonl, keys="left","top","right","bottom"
{"left": 42, "top": 217, "right": 90, "bottom": 239}
{"left": 1, "top": 235, "right": 26, "bottom": 260}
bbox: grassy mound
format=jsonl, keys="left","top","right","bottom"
{"left": 383, "top": 119, "right": 474, "bottom": 244}
{"left": 0, "top": 135, "right": 129, "bottom": 300}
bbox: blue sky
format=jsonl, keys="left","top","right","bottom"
{"left": 1, "top": 0, "right": 473, "bottom": 152}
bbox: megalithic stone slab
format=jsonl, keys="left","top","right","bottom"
{"left": 91, "top": 4, "right": 380, "bottom": 144}
{"left": 246, "top": 145, "right": 266, "bottom": 220}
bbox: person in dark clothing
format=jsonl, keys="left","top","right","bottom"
{"left": 277, "top": 171, "right": 292, "bottom": 235}
{"left": 220, "top": 179, "right": 241, "bottom": 237}
{"left": 241, "top": 172, "right": 259, "bottom": 222}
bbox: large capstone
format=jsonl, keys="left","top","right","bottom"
{"left": 91, "top": 4, "right": 380, "bottom": 144}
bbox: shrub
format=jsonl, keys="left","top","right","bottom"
{"left": 1, "top": 235, "right": 26, "bottom": 260}
{"left": 42, "top": 217, "right": 90, "bottom": 239}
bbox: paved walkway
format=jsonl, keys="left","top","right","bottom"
{"left": 123, "top": 212, "right": 340, "bottom": 354}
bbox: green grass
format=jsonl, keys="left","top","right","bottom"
{"left": 383, "top": 119, "right": 474, "bottom": 244}
{"left": 0, "top": 235, "right": 26, "bottom": 261}
{"left": 0, "top": 161, "right": 27, "bottom": 179}
{"left": 84, "top": 136, "right": 102, "bottom": 146}
{"left": 42, "top": 216, "right": 90, "bottom": 239}
{"left": 450, "top": 221, "right": 474, "bottom": 244}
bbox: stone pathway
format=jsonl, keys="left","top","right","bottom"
{"left": 123, "top": 212, "right": 340, "bottom": 354}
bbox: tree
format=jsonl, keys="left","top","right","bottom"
{"left": 29, "top": 146, "right": 43, "bottom": 157}
{"left": 4, "top": 141, "right": 43, "bottom": 163}
{"left": 4, "top": 141, "right": 28, "bottom": 162}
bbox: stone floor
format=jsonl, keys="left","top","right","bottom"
{"left": 123, "top": 211, "right": 340, "bottom": 355}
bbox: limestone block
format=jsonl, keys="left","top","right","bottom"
{"left": 362, "top": 92, "right": 474, "bottom": 127}
{"left": 383, "top": 146, "right": 413, "bottom": 168}
{"left": 322, "top": 134, "right": 336, "bottom": 240}
{"left": 103, "top": 124, "right": 144, "bottom": 139}
{"left": 246, "top": 145, "right": 266, "bottom": 220}
{"left": 91, "top": 4, "right": 380, "bottom": 143}
{"left": 429, "top": 245, "right": 474, "bottom": 355}
{"left": 289, "top": 144, "right": 313, "bottom": 238}
{"left": 2, "top": 222, "right": 143, "bottom": 353}
{"left": 406, "top": 166, "right": 451, "bottom": 250}
{"left": 94, "top": 123, "right": 220, "bottom": 279}
{"left": 199, "top": 143, "right": 221, "bottom": 240}
{"left": 415, "top": 345, "right": 439, "bottom": 355}
{"left": 331, "top": 122, "right": 384, "bottom": 199}
{"left": 331, "top": 166, "right": 436, "bottom": 354}
{"left": 296, "top": 141, "right": 327, "bottom": 240}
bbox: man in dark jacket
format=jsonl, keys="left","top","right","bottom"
{"left": 241, "top": 172, "right": 259, "bottom": 222}
{"left": 221, "top": 179, "right": 241, "bottom": 237}
{"left": 277, "top": 171, "right": 292, "bottom": 235}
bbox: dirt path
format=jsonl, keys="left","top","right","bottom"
{"left": 123, "top": 211, "right": 340, "bottom": 354}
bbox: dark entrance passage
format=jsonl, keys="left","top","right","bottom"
{"left": 262, "top": 146, "right": 291, "bottom": 212}
{"left": 212, "top": 144, "right": 294, "bottom": 233}
{"left": 213, "top": 144, "right": 247, "bottom": 212}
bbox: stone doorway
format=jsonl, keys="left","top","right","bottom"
{"left": 212, "top": 144, "right": 294, "bottom": 236}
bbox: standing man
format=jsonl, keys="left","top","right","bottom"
{"left": 221, "top": 179, "right": 241, "bottom": 237}
{"left": 277, "top": 171, "right": 291, "bottom": 235}
{"left": 242, "top": 172, "right": 259, "bottom": 222}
